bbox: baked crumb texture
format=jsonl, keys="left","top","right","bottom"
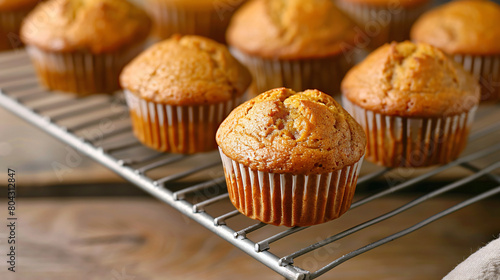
{"left": 217, "top": 88, "right": 366, "bottom": 175}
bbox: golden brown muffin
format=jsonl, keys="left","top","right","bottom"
{"left": 144, "top": 0, "right": 246, "bottom": 43}
{"left": 411, "top": 0, "right": 500, "bottom": 55}
{"left": 227, "top": 0, "right": 358, "bottom": 60}
{"left": 335, "top": 0, "right": 431, "bottom": 49}
{"left": 226, "top": 0, "right": 358, "bottom": 96}
{"left": 0, "top": 0, "right": 39, "bottom": 50}
{"left": 217, "top": 87, "right": 366, "bottom": 227}
{"left": 342, "top": 41, "right": 480, "bottom": 167}
{"left": 120, "top": 35, "right": 251, "bottom": 154}
{"left": 342, "top": 42, "right": 479, "bottom": 117}
{"left": 411, "top": 0, "right": 500, "bottom": 101}
{"left": 21, "top": 0, "right": 151, "bottom": 53}
{"left": 20, "top": 0, "right": 151, "bottom": 95}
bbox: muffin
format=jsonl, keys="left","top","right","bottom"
{"left": 144, "top": 0, "right": 246, "bottom": 43}
{"left": 411, "top": 0, "right": 500, "bottom": 102}
{"left": 336, "top": 0, "right": 431, "bottom": 49}
{"left": 0, "top": 0, "right": 39, "bottom": 50}
{"left": 216, "top": 88, "right": 366, "bottom": 227}
{"left": 341, "top": 41, "right": 480, "bottom": 168}
{"left": 226, "top": 0, "right": 358, "bottom": 96}
{"left": 120, "top": 35, "right": 251, "bottom": 154}
{"left": 20, "top": 0, "right": 151, "bottom": 95}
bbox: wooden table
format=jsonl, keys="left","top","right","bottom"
{"left": 0, "top": 194, "right": 499, "bottom": 280}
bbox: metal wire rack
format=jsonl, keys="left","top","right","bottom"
{"left": 1, "top": 50, "right": 500, "bottom": 280}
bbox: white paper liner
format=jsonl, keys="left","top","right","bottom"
{"left": 342, "top": 96, "right": 477, "bottom": 167}
{"left": 453, "top": 54, "right": 500, "bottom": 101}
{"left": 0, "top": 9, "right": 29, "bottom": 50}
{"left": 231, "top": 48, "right": 350, "bottom": 97}
{"left": 145, "top": 2, "right": 241, "bottom": 43}
{"left": 25, "top": 43, "right": 145, "bottom": 95}
{"left": 125, "top": 90, "right": 240, "bottom": 154}
{"left": 219, "top": 148, "right": 364, "bottom": 227}
{"left": 336, "top": 0, "right": 429, "bottom": 49}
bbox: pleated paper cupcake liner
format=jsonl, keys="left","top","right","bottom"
{"left": 26, "top": 43, "right": 145, "bottom": 96}
{"left": 125, "top": 90, "right": 240, "bottom": 154}
{"left": 336, "top": 0, "right": 429, "bottom": 49}
{"left": 219, "top": 148, "right": 364, "bottom": 227}
{"left": 0, "top": 9, "right": 29, "bottom": 50}
{"left": 231, "top": 48, "right": 350, "bottom": 97}
{"left": 145, "top": 2, "right": 240, "bottom": 43}
{"left": 453, "top": 54, "right": 500, "bottom": 102}
{"left": 342, "top": 96, "right": 477, "bottom": 168}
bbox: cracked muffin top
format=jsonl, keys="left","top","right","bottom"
{"left": 341, "top": 41, "right": 480, "bottom": 117}
{"left": 216, "top": 88, "right": 366, "bottom": 175}
{"left": 20, "top": 0, "right": 151, "bottom": 53}
{"left": 0, "top": 0, "right": 39, "bottom": 12}
{"left": 226, "top": 0, "right": 358, "bottom": 59}
{"left": 120, "top": 35, "right": 252, "bottom": 105}
{"left": 411, "top": 0, "right": 500, "bottom": 55}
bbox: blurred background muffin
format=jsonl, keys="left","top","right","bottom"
{"left": 336, "top": 0, "right": 431, "bottom": 50}
{"left": 120, "top": 35, "right": 251, "bottom": 154}
{"left": 216, "top": 87, "right": 366, "bottom": 227}
{"left": 144, "top": 0, "right": 246, "bottom": 43}
{"left": 411, "top": 0, "right": 500, "bottom": 102}
{"left": 20, "top": 0, "right": 151, "bottom": 95}
{"left": 226, "top": 0, "right": 359, "bottom": 97}
{"left": 342, "top": 41, "right": 480, "bottom": 167}
{"left": 0, "top": 0, "right": 40, "bottom": 50}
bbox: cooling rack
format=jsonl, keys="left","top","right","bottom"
{"left": 1, "top": 50, "right": 499, "bottom": 280}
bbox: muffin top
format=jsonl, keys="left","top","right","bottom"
{"left": 411, "top": 0, "right": 500, "bottom": 55}
{"left": 120, "top": 35, "right": 251, "bottom": 106}
{"left": 338, "top": 0, "right": 429, "bottom": 8}
{"left": 227, "top": 0, "right": 358, "bottom": 59}
{"left": 0, "top": 0, "right": 39, "bottom": 11}
{"left": 216, "top": 88, "right": 366, "bottom": 175}
{"left": 342, "top": 41, "right": 480, "bottom": 117}
{"left": 20, "top": 0, "right": 151, "bottom": 53}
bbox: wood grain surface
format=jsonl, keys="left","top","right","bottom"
{"left": 0, "top": 196, "right": 498, "bottom": 280}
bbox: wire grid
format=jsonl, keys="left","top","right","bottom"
{"left": 1, "top": 50, "right": 500, "bottom": 280}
